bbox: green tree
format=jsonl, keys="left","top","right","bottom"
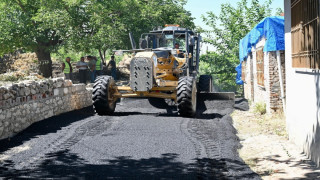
{"left": 200, "top": 0, "right": 272, "bottom": 92}
{"left": 275, "top": 7, "right": 284, "bottom": 16}
{"left": 0, "top": 0, "right": 194, "bottom": 77}
{"left": 69, "top": 0, "right": 195, "bottom": 63}
{"left": 0, "top": 0, "right": 91, "bottom": 77}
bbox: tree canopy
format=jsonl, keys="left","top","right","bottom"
{"left": 0, "top": 0, "right": 194, "bottom": 77}
{"left": 200, "top": 0, "right": 273, "bottom": 92}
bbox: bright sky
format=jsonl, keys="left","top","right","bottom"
{"left": 184, "top": 0, "right": 284, "bottom": 53}
{"left": 185, "top": 0, "right": 284, "bottom": 29}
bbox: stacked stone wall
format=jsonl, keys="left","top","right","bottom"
{"left": 0, "top": 78, "right": 92, "bottom": 140}
{"left": 268, "top": 51, "right": 286, "bottom": 112}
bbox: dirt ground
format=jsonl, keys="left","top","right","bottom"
{"left": 232, "top": 99, "right": 320, "bottom": 180}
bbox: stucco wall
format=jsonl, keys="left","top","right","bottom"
{"left": 285, "top": 0, "right": 320, "bottom": 166}
{"left": 252, "top": 48, "right": 271, "bottom": 111}
{"left": 244, "top": 55, "right": 253, "bottom": 100}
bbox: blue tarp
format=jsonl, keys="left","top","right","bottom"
{"left": 236, "top": 16, "right": 285, "bottom": 85}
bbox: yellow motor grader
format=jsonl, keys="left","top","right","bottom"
{"left": 92, "top": 25, "right": 233, "bottom": 117}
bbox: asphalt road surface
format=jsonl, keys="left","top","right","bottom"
{"left": 0, "top": 97, "right": 258, "bottom": 179}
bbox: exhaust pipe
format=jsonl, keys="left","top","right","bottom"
{"left": 129, "top": 32, "right": 136, "bottom": 50}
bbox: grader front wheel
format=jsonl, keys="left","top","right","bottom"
{"left": 92, "top": 76, "right": 117, "bottom": 115}
{"left": 177, "top": 76, "right": 197, "bottom": 117}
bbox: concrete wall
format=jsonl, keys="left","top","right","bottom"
{"left": 285, "top": 0, "right": 320, "bottom": 166}
{"left": 0, "top": 78, "right": 92, "bottom": 140}
{"left": 244, "top": 54, "right": 253, "bottom": 100}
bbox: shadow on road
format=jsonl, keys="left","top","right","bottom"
{"left": 246, "top": 154, "right": 320, "bottom": 180}
{"left": 115, "top": 96, "right": 235, "bottom": 120}
{"left": 0, "top": 97, "right": 261, "bottom": 179}
{"left": 0, "top": 107, "right": 94, "bottom": 154}
{"left": 0, "top": 150, "right": 258, "bottom": 179}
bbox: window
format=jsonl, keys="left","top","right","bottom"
{"left": 158, "top": 34, "right": 186, "bottom": 50}
{"left": 159, "top": 34, "right": 174, "bottom": 48}
{"left": 291, "top": 0, "right": 320, "bottom": 69}
{"left": 256, "top": 49, "right": 264, "bottom": 86}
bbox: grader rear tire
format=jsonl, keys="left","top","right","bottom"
{"left": 177, "top": 76, "right": 197, "bottom": 117}
{"left": 199, "top": 75, "right": 212, "bottom": 92}
{"left": 92, "top": 75, "right": 116, "bottom": 115}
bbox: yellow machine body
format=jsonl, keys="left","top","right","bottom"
{"left": 109, "top": 50, "right": 187, "bottom": 102}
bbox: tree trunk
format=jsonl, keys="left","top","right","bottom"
{"left": 99, "top": 49, "right": 106, "bottom": 64}
{"left": 35, "top": 47, "right": 52, "bottom": 78}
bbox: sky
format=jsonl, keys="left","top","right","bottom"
{"left": 184, "top": 0, "right": 284, "bottom": 53}
{"left": 185, "top": 0, "right": 284, "bottom": 30}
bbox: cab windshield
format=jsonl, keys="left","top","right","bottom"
{"left": 159, "top": 34, "right": 186, "bottom": 50}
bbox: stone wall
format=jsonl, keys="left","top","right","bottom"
{"left": 268, "top": 51, "right": 286, "bottom": 112}
{"left": 0, "top": 78, "right": 93, "bottom": 140}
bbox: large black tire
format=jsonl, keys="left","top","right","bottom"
{"left": 92, "top": 75, "right": 116, "bottom": 115}
{"left": 199, "top": 75, "right": 213, "bottom": 92}
{"left": 177, "top": 76, "right": 197, "bottom": 117}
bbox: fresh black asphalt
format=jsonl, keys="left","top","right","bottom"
{"left": 0, "top": 97, "right": 258, "bottom": 179}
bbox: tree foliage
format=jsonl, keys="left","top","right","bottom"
{"left": 200, "top": 0, "right": 273, "bottom": 92}
{"left": 0, "top": 0, "right": 194, "bottom": 77}
{"left": 275, "top": 7, "right": 284, "bottom": 16}
{"left": 70, "top": 0, "right": 195, "bottom": 63}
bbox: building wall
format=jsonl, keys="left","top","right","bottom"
{"left": 244, "top": 55, "right": 252, "bottom": 100}
{"left": 252, "top": 48, "right": 271, "bottom": 111}
{"left": 243, "top": 38, "right": 285, "bottom": 113}
{"left": 285, "top": 0, "right": 320, "bottom": 166}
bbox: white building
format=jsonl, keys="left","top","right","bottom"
{"left": 284, "top": 0, "right": 320, "bottom": 166}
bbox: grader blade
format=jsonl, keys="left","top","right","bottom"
{"left": 198, "top": 92, "right": 235, "bottom": 100}
{"left": 197, "top": 92, "right": 235, "bottom": 112}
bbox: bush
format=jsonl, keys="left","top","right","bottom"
{"left": 254, "top": 102, "right": 266, "bottom": 115}
{"left": 0, "top": 72, "right": 26, "bottom": 82}
{"left": 199, "top": 53, "right": 241, "bottom": 93}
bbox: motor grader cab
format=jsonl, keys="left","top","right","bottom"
{"left": 92, "top": 25, "right": 225, "bottom": 117}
